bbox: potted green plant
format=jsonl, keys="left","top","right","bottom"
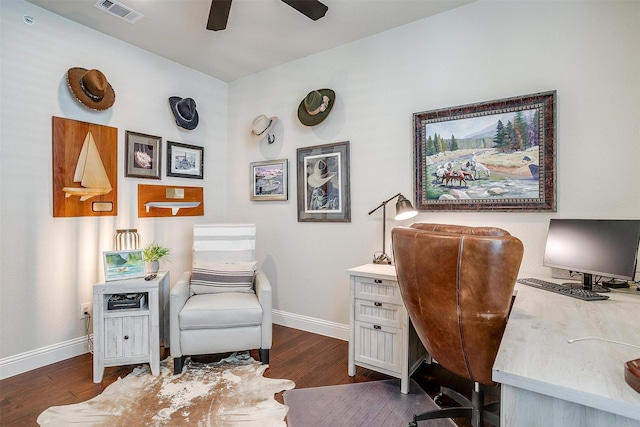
{"left": 142, "top": 242, "right": 170, "bottom": 274}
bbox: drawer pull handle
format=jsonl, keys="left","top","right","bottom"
{"left": 374, "top": 302, "right": 382, "bottom": 307}
{"left": 374, "top": 279, "right": 382, "bottom": 283}
{"left": 373, "top": 325, "right": 381, "bottom": 330}
{"left": 124, "top": 335, "right": 129, "bottom": 340}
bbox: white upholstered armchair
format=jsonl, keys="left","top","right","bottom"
{"left": 170, "top": 224, "right": 272, "bottom": 374}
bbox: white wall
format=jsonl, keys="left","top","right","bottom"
{"left": 0, "top": 0, "right": 228, "bottom": 377}
{"left": 1, "top": 0, "right": 639, "bottom": 379}
{"left": 227, "top": 0, "right": 640, "bottom": 331}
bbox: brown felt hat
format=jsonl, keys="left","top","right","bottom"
{"left": 297, "top": 89, "right": 335, "bottom": 126}
{"left": 66, "top": 67, "right": 115, "bottom": 111}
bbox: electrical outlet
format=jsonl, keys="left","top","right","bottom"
{"left": 80, "top": 302, "right": 91, "bottom": 319}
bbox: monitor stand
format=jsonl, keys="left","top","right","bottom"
{"left": 563, "top": 273, "right": 610, "bottom": 293}
{"left": 603, "top": 279, "right": 629, "bottom": 289}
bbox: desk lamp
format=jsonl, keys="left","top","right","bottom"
{"left": 368, "top": 193, "right": 418, "bottom": 264}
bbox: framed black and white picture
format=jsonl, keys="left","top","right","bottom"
{"left": 167, "top": 141, "right": 203, "bottom": 179}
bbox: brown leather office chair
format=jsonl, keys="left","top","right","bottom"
{"left": 392, "top": 223, "right": 523, "bottom": 427}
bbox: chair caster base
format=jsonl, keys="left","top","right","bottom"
{"left": 408, "top": 383, "right": 500, "bottom": 427}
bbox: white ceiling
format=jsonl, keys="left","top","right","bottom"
{"left": 25, "top": 0, "right": 474, "bottom": 82}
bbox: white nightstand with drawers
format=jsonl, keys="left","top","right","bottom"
{"left": 92, "top": 271, "right": 169, "bottom": 383}
{"left": 347, "top": 263, "right": 429, "bottom": 393}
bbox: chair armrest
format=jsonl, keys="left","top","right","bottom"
{"left": 255, "top": 269, "right": 272, "bottom": 296}
{"left": 255, "top": 269, "right": 272, "bottom": 349}
{"left": 170, "top": 271, "right": 191, "bottom": 357}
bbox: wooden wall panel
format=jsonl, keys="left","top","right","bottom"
{"left": 52, "top": 117, "right": 118, "bottom": 217}
{"left": 138, "top": 184, "right": 204, "bottom": 218}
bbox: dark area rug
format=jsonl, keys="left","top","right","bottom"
{"left": 284, "top": 378, "right": 456, "bottom": 427}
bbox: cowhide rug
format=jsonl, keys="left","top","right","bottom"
{"left": 37, "top": 353, "right": 295, "bottom": 426}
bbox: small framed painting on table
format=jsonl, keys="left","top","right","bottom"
{"left": 102, "top": 250, "right": 145, "bottom": 281}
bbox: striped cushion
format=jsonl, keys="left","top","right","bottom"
{"left": 193, "top": 224, "right": 256, "bottom": 263}
{"left": 191, "top": 260, "right": 257, "bottom": 294}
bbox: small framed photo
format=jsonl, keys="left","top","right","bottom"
{"left": 125, "top": 131, "right": 162, "bottom": 179}
{"left": 167, "top": 141, "right": 204, "bottom": 179}
{"left": 102, "top": 250, "right": 145, "bottom": 281}
{"left": 296, "top": 141, "right": 351, "bottom": 222}
{"left": 250, "top": 159, "right": 288, "bottom": 201}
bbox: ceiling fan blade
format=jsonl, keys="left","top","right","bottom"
{"left": 281, "top": 0, "right": 328, "bottom": 21}
{"left": 207, "top": 0, "right": 232, "bottom": 31}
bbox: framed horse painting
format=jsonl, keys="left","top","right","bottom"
{"left": 413, "top": 91, "right": 556, "bottom": 212}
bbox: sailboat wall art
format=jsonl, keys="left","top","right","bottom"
{"left": 52, "top": 116, "right": 118, "bottom": 217}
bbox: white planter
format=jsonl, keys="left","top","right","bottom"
{"left": 144, "top": 261, "right": 160, "bottom": 274}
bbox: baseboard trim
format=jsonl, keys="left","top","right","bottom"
{"left": 272, "top": 309, "right": 349, "bottom": 341}
{"left": 0, "top": 335, "right": 91, "bottom": 380}
{"left": 0, "top": 311, "right": 348, "bottom": 380}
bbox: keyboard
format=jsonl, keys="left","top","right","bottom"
{"left": 517, "top": 278, "right": 609, "bottom": 301}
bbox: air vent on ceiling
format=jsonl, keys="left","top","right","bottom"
{"left": 93, "top": 0, "right": 144, "bottom": 24}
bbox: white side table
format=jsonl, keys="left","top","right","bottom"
{"left": 347, "top": 263, "right": 429, "bottom": 393}
{"left": 92, "top": 271, "right": 169, "bottom": 383}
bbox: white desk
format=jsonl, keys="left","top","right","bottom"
{"left": 493, "top": 280, "right": 640, "bottom": 426}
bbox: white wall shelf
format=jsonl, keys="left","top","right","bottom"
{"left": 144, "top": 201, "right": 200, "bottom": 215}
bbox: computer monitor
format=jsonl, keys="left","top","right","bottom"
{"left": 543, "top": 219, "right": 640, "bottom": 290}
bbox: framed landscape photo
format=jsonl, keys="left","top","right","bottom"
{"left": 102, "top": 250, "right": 145, "bottom": 281}
{"left": 250, "top": 159, "right": 288, "bottom": 201}
{"left": 167, "top": 141, "right": 203, "bottom": 179}
{"left": 125, "top": 131, "right": 161, "bottom": 179}
{"left": 296, "top": 141, "right": 350, "bottom": 222}
{"left": 413, "top": 90, "right": 556, "bottom": 212}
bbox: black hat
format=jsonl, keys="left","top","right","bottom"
{"left": 169, "top": 96, "right": 199, "bottom": 130}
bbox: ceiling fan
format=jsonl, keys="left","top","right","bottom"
{"left": 207, "top": 0, "right": 328, "bottom": 31}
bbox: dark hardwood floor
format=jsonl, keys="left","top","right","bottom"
{"left": 0, "top": 324, "right": 494, "bottom": 426}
